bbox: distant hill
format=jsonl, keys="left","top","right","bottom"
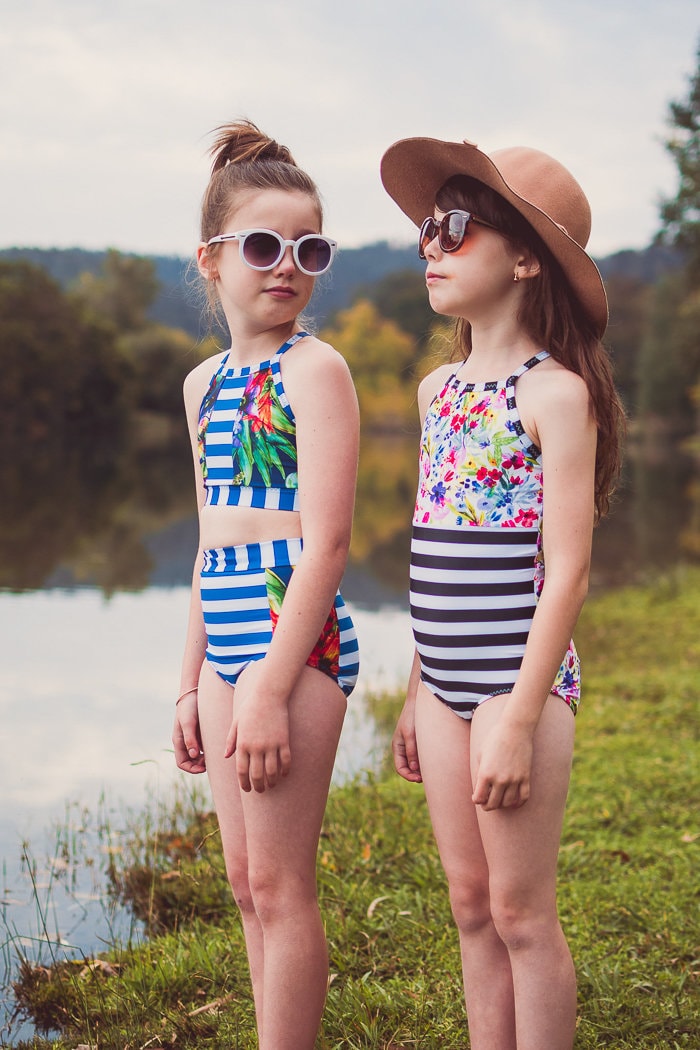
{"left": 0, "top": 241, "right": 680, "bottom": 339}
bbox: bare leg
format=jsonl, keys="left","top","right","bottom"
{"left": 471, "top": 694, "right": 576, "bottom": 1050}
{"left": 197, "top": 662, "right": 265, "bottom": 1027}
{"left": 415, "top": 684, "right": 517, "bottom": 1050}
{"left": 199, "top": 660, "right": 346, "bottom": 1050}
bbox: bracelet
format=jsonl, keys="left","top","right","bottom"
{"left": 176, "top": 686, "right": 199, "bottom": 706}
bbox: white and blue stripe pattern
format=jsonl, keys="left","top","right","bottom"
{"left": 201, "top": 538, "right": 359, "bottom": 697}
{"left": 202, "top": 333, "right": 304, "bottom": 512}
{"left": 410, "top": 524, "right": 540, "bottom": 718}
{"left": 204, "top": 483, "right": 299, "bottom": 512}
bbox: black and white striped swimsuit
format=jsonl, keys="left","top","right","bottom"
{"left": 410, "top": 352, "right": 580, "bottom": 719}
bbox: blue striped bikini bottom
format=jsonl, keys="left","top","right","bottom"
{"left": 410, "top": 524, "right": 579, "bottom": 719}
{"left": 200, "top": 538, "right": 359, "bottom": 697}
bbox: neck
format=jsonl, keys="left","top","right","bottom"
{"left": 461, "top": 316, "right": 540, "bottom": 378}
{"left": 223, "top": 319, "right": 300, "bottom": 367}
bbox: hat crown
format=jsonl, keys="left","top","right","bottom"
{"left": 489, "top": 147, "right": 591, "bottom": 250}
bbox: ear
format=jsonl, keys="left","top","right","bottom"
{"left": 514, "top": 251, "right": 541, "bottom": 282}
{"left": 197, "top": 243, "right": 218, "bottom": 282}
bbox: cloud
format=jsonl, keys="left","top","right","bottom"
{"left": 0, "top": 0, "right": 698, "bottom": 256}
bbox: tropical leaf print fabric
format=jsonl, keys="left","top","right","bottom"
{"left": 197, "top": 333, "right": 306, "bottom": 499}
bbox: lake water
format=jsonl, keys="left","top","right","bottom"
{"left": 2, "top": 433, "right": 699, "bottom": 1042}
{"left": 0, "top": 583, "right": 415, "bottom": 1043}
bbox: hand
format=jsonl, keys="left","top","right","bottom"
{"left": 172, "top": 694, "right": 206, "bottom": 775}
{"left": 471, "top": 719, "right": 533, "bottom": 811}
{"left": 225, "top": 662, "right": 292, "bottom": 793}
{"left": 392, "top": 698, "right": 422, "bottom": 783}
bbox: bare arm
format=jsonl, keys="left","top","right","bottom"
{"left": 471, "top": 367, "right": 596, "bottom": 809}
{"left": 171, "top": 356, "right": 224, "bottom": 775}
{"left": 392, "top": 364, "right": 455, "bottom": 783}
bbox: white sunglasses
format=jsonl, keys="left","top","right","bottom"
{"left": 206, "top": 228, "right": 337, "bottom": 275}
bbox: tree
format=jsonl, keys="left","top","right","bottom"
{"left": 0, "top": 260, "right": 126, "bottom": 443}
{"left": 320, "top": 299, "right": 418, "bottom": 433}
{"left": 659, "top": 41, "right": 700, "bottom": 280}
{"left": 639, "top": 41, "right": 700, "bottom": 431}
{"left": 352, "top": 269, "right": 436, "bottom": 351}
{"left": 71, "top": 249, "right": 160, "bottom": 331}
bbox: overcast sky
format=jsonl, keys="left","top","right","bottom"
{"left": 1, "top": 0, "right": 698, "bottom": 260}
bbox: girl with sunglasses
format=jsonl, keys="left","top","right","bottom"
{"left": 172, "top": 120, "right": 359, "bottom": 1050}
{"left": 381, "top": 138, "right": 624, "bottom": 1050}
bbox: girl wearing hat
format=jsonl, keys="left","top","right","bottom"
{"left": 381, "top": 138, "right": 624, "bottom": 1049}
{"left": 172, "top": 121, "right": 360, "bottom": 1050}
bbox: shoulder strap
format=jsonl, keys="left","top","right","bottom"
{"left": 508, "top": 350, "right": 550, "bottom": 385}
{"left": 198, "top": 351, "right": 230, "bottom": 419}
{"left": 274, "top": 330, "right": 310, "bottom": 362}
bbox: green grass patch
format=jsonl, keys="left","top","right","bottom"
{"left": 6, "top": 569, "right": 700, "bottom": 1048}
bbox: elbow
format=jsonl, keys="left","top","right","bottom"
{"left": 569, "top": 560, "right": 591, "bottom": 614}
{"left": 303, "top": 527, "right": 352, "bottom": 572}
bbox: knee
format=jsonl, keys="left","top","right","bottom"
{"left": 225, "top": 858, "right": 255, "bottom": 918}
{"left": 248, "top": 868, "right": 317, "bottom": 927}
{"left": 448, "top": 874, "right": 492, "bottom": 936}
{"left": 490, "top": 896, "right": 554, "bottom": 953}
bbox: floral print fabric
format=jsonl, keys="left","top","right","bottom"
{"left": 414, "top": 353, "right": 548, "bottom": 529}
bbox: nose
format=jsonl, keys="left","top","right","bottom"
{"left": 423, "top": 232, "right": 441, "bottom": 260}
{"left": 274, "top": 244, "right": 297, "bottom": 275}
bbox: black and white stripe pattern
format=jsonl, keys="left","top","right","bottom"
{"left": 410, "top": 524, "right": 539, "bottom": 718}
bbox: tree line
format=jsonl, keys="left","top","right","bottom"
{"left": 2, "top": 42, "right": 700, "bottom": 457}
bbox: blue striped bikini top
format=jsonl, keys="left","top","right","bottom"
{"left": 197, "top": 332, "right": 308, "bottom": 512}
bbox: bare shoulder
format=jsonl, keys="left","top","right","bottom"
{"left": 417, "top": 361, "right": 458, "bottom": 418}
{"left": 183, "top": 348, "right": 227, "bottom": 405}
{"left": 519, "top": 358, "right": 593, "bottom": 447}
{"left": 286, "top": 333, "right": 351, "bottom": 374}
{"left": 282, "top": 334, "right": 356, "bottom": 395}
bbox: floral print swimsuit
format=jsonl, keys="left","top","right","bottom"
{"left": 196, "top": 332, "right": 359, "bottom": 696}
{"left": 410, "top": 351, "right": 580, "bottom": 718}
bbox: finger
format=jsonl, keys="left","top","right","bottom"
{"left": 279, "top": 743, "right": 292, "bottom": 778}
{"left": 471, "top": 775, "right": 491, "bottom": 806}
{"left": 401, "top": 730, "right": 421, "bottom": 775}
{"left": 392, "top": 741, "right": 423, "bottom": 782}
{"left": 224, "top": 724, "right": 238, "bottom": 760}
{"left": 237, "top": 751, "right": 252, "bottom": 793}
{"left": 248, "top": 753, "right": 266, "bottom": 794}
{"left": 183, "top": 729, "right": 203, "bottom": 762}
{"left": 483, "top": 783, "right": 507, "bottom": 811}
{"left": 264, "top": 749, "right": 280, "bottom": 789}
{"left": 501, "top": 782, "right": 522, "bottom": 809}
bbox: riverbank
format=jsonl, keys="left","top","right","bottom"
{"left": 7, "top": 569, "right": 700, "bottom": 1049}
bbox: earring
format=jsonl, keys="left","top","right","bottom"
{"left": 513, "top": 271, "right": 520, "bottom": 283}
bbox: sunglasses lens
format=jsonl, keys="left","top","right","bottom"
{"left": 297, "top": 236, "right": 332, "bottom": 274}
{"left": 419, "top": 218, "right": 439, "bottom": 257}
{"left": 442, "top": 212, "right": 468, "bottom": 251}
{"left": 241, "top": 231, "right": 282, "bottom": 269}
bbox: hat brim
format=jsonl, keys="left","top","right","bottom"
{"left": 380, "top": 137, "right": 608, "bottom": 337}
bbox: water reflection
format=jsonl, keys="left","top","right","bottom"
{"left": 3, "top": 427, "right": 699, "bottom": 595}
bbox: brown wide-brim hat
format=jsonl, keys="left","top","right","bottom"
{"left": 380, "top": 136, "right": 608, "bottom": 337}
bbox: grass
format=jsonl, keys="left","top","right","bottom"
{"left": 3, "top": 568, "right": 700, "bottom": 1048}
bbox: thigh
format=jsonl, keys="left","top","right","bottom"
{"left": 239, "top": 665, "right": 347, "bottom": 883}
{"left": 197, "top": 661, "right": 248, "bottom": 877}
{"left": 471, "top": 694, "right": 575, "bottom": 907}
{"left": 414, "top": 683, "right": 488, "bottom": 888}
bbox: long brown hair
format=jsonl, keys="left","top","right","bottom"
{"left": 436, "top": 175, "right": 626, "bottom": 521}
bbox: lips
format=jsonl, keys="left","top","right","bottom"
{"left": 265, "top": 285, "right": 297, "bottom": 299}
{"left": 425, "top": 271, "right": 444, "bottom": 284}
